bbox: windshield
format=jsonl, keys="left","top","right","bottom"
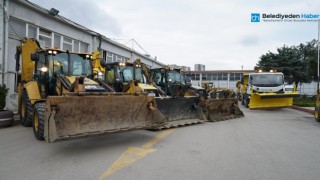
{"left": 121, "top": 66, "right": 134, "bottom": 82}
{"left": 135, "top": 67, "right": 144, "bottom": 83}
{"left": 167, "top": 71, "right": 185, "bottom": 85}
{"left": 250, "top": 74, "right": 284, "bottom": 87}
{"left": 48, "top": 53, "right": 92, "bottom": 76}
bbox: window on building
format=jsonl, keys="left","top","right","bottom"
{"left": 191, "top": 74, "right": 195, "bottom": 80}
{"left": 211, "top": 73, "right": 217, "bottom": 80}
{"left": 80, "top": 42, "right": 88, "bottom": 53}
{"left": 225, "top": 73, "right": 229, "bottom": 81}
{"left": 63, "top": 36, "right": 73, "bottom": 51}
{"left": 53, "top": 34, "right": 61, "bottom": 49}
{"left": 202, "top": 74, "right": 207, "bottom": 81}
{"left": 27, "top": 24, "right": 37, "bottom": 39}
{"left": 235, "top": 73, "right": 241, "bottom": 81}
{"left": 116, "top": 55, "right": 123, "bottom": 62}
{"left": 195, "top": 74, "right": 200, "bottom": 80}
{"left": 39, "top": 28, "right": 52, "bottom": 48}
{"left": 73, "top": 40, "right": 80, "bottom": 52}
{"left": 9, "top": 18, "right": 26, "bottom": 40}
{"left": 107, "top": 52, "right": 113, "bottom": 62}
{"left": 9, "top": 18, "right": 91, "bottom": 54}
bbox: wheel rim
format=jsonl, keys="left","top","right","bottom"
{"left": 34, "top": 111, "right": 39, "bottom": 131}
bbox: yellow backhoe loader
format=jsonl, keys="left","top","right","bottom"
{"left": 198, "top": 82, "right": 244, "bottom": 121}
{"left": 240, "top": 72, "right": 299, "bottom": 109}
{"left": 150, "top": 67, "right": 243, "bottom": 126}
{"left": 16, "top": 38, "right": 163, "bottom": 142}
{"left": 96, "top": 59, "right": 158, "bottom": 95}
{"left": 314, "top": 83, "right": 320, "bottom": 122}
{"left": 149, "top": 67, "right": 206, "bottom": 128}
{"left": 93, "top": 57, "right": 205, "bottom": 128}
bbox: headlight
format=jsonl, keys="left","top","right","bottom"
{"left": 40, "top": 67, "right": 48, "bottom": 72}
{"left": 98, "top": 72, "right": 103, "bottom": 76}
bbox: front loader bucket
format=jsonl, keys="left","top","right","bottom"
{"left": 204, "top": 98, "right": 244, "bottom": 122}
{"left": 249, "top": 92, "right": 299, "bottom": 110}
{"left": 153, "top": 97, "right": 206, "bottom": 129}
{"left": 44, "top": 94, "right": 164, "bottom": 142}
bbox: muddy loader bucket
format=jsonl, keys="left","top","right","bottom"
{"left": 153, "top": 97, "right": 206, "bottom": 129}
{"left": 204, "top": 90, "right": 244, "bottom": 122}
{"left": 44, "top": 94, "right": 164, "bottom": 142}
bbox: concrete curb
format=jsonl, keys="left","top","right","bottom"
{"left": 291, "top": 105, "right": 314, "bottom": 114}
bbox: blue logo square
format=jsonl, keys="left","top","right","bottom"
{"left": 251, "top": 13, "right": 260, "bottom": 22}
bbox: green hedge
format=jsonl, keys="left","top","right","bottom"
{"left": 293, "top": 96, "right": 316, "bottom": 107}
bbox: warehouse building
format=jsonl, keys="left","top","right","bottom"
{"left": 0, "top": 0, "right": 165, "bottom": 111}
{"left": 187, "top": 70, "right": 318, "bottom": 95}
{"left": 186, "top": 70, "right": 255, "bottom": 91}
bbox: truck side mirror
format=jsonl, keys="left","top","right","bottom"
{"left": 30, "top": 53, "right": 39, "bottom": 61}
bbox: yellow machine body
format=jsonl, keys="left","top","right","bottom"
{"left": 240, "top": 72, "right": 299, "bottom": 110}
{"left": 249, "top": 92, "right": 299, "bottom": 110}
{"left": 17, "top": 38, "right": 164, "bottom": 142}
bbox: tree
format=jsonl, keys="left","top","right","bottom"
{"left": 256, "top": 40, "right": 318, "bottom": 84}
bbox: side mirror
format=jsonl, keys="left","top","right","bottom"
{"left": 100, "top": 59, "right": 106, "bottom": 67}
{"left": 30, "top": 53, "right": 39, "bottom": 61}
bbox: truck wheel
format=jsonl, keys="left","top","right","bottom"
{"left": 19, "top": 90, "right": 33, "bottom": 127}
{"left": 244, "top": 98, "right": 249, "bottom": 108}
{"left": 314, "top": 107, "right": 320, "bottom": 122}
{"left": 33, "top": 102, "right": 45, "bottom": 140}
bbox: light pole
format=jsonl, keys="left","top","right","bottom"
{"left": 318, "top": 19, "right": 320, "bottom": 93}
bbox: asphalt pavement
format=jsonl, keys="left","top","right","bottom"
{"left": 1, "top": 106, "right": 320, "bottom": 180}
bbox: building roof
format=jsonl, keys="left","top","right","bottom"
{"left": 20, "top": 0, "right": 164, "bottom": 66}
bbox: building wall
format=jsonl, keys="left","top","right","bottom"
{"left": 194, "top": 64, "right": 205, "bottom": 71}
{"left": 298, "top": 82, "right": 317, "bottom": 96}
{"left": 2, "top": 0, "right": 164, "bottom": 111}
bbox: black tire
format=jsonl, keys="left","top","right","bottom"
{"left": 314, "top": 107, "right": 320, "bottom": 122}
{"left": 241, "top": 99, "right": 244, "bottom": 106}
{"left": 244, "top": 98, "right": 249, "bottom": 108}
{"left": 32, "top": 102, "right": 45, "bottom": 140}
{"left": 19, "top": 90, "right": 33, "bottom": 127}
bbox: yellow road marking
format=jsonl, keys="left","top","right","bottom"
{"left": 142, "top": 128, "right": 174, "bottom": 148}
{"left": 98, "top": 129, "right": 174, "bottom": 180}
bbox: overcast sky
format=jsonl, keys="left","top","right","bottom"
{"left": 29, "top": 0, "right": 320, "bottom": 70}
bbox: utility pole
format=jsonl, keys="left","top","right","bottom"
{"left": 317, "top": 19, "right": 320, "bottom": 93}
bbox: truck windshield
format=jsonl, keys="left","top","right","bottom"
{"left": 167, "top": 71, "right": 185, "bottom": 85}
{"left": 250, "top": 74, "right": 284, "bottom": 87}
{"left": 48, "top": 53, "right": 93, "bottom": 77}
